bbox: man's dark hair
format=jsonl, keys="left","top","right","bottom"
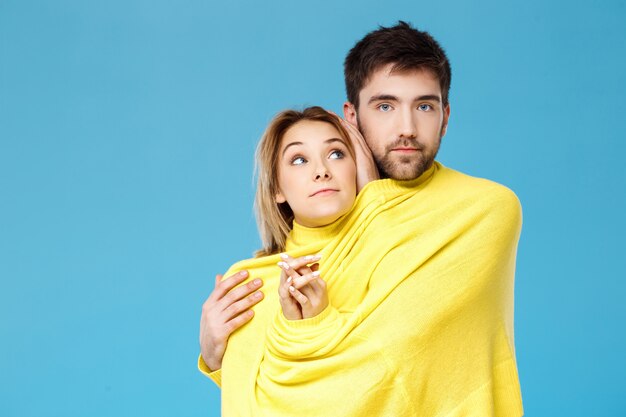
{"left": 344, "top": 21, "right": 452, "bottom": 108}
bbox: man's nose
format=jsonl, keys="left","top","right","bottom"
{"left": 398, "top": 108, "right": 418, "bottom": 138}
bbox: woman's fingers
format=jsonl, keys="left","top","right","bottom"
{"left": 336, "top": 117, "right": 380, "bottom": 191}
{"left": 279, "top": 270, "right": 303, "bottom": 320}
{"left": 278, "top": 271, "right": 291, "bottom": 299}
{"left": 278, "top": 253, "right": 329, "bottom": 317}
{"left": 309, "top": 277, "right": 327, "bottom": 294}
{"left": 333, "top": 112, "right": 366, "bottom": 150}
{"left": 292, "top": 270, "right": 322, "bottom": 290}
{"left": 326, "top": 108, "right": 375, "bottom": 166}
{"left": 277, "top": 260, "right": 302, "bottom": 284}
{"left": 279, "top": 253, "right": 321, "bottom": 271}
{"left": 288, "top": 285, "right": 309, "bottom": 307}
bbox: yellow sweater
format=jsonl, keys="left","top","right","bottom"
{"left": 199, "top": 162, "right": 524, "bottom": 417}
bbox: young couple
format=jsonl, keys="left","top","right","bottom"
{"left": 199, "top": 22, "right": 524, "bottom": 417}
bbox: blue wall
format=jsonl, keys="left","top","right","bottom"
{"left": 1, "top": 1, "right": 624, "bottom": 416}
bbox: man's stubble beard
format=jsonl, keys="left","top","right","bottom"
{"left": 375, "top": 137, "right": 441, "bottom": 180}
{"left": 358, "top": 117, "right": 444, "bottom": 181}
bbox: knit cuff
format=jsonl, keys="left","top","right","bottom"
{"left": 266, "top": 305, "right": 349, "bottom": 359}
{"left": 197, "top": 354, "right": 222, "bottom": 387}
{"left": 276, "top": 304, "right": 336, "bottom": 329}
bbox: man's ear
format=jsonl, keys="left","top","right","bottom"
{"left": 343, "top": 101, "right": 358, "bottom": 127}
{"left": 275, "top": 191, "right": 286, "bottom": 204}
{"left": 440, "top": 104, "right": 451, "bottom": 137}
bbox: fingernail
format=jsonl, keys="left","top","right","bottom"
{"left": 280, "top": 253, "right": 289, "bottom": 259}
{"left": 239, "top": 271, "right": 247, "bottom": 277}
{"left": 289, "top": 286, "right": 295, "bottom": 292}
{"left": 286, "top": 277, "right": 292, "bottom": 284}
{"left": 253, "top": 279, "right": 262, "bottom": 286}
{"left": 277, "top": 261, "right": 289, "bottom": 269}
{"left": 312, "top": 271, "right": 320, "bottom": 277}
{"left": 305, "top": 254, "right": 321, "bottom": 261}
{"left": 253, "top": 291, "right": 262, "bottom": 299}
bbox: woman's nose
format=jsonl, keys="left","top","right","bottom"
{"left": 314, "top": 164, "right": 332, "bottom": 180}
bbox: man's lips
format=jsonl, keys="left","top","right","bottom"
{"left": 391, "top": 147, "right": 419, "bottom": 153}
{"left": 309, "top": 188, "right": 339, "bottom": 197}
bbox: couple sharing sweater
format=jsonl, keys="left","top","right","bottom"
{"left": 199, "top": 162, "right": 524, "bottom": 417}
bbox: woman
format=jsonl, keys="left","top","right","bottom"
{"left": 198, "top": 106, "right": 366, "bottom": 376}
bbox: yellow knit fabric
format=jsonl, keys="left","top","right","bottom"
{"left": 199, "top": 162, "right": 524, "bottom": 417}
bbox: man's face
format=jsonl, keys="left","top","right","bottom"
{"left": 345, "top": 64, "right": 450, "bottom": 180}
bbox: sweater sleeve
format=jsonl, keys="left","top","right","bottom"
{"left": 265, "top": 304, "right": 352, "bottom": 359}
{"left": 197, "top": 354, "right": 222, "bottom": 388}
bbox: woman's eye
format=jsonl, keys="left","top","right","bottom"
{"left": 418, "top": 103, "right": 432, "bottom": 111}
{"left": 291, "top": 156, "right": 306, "bottom": 165}
{"left": 329, "top": 150, "right": 344, "bottom": 159}
{"left": 378, "top": 103, "right": 392, "bottom": 112}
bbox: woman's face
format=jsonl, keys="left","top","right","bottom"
{"left": 276, "top": 120, "right": 357, "bottom": 228}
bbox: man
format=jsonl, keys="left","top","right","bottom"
{"left": 338, "top": 21, "right": 523, "bottom": 415}
{"left": 199, "top": 21, "right": 523, "bottom": 416}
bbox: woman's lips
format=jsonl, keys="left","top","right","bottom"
{"left": 310, "top": 188, "right": 339, "bottom": 197}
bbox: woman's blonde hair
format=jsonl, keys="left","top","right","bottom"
{"left": 254, "top": 106, "right": 355, "bottom": 257}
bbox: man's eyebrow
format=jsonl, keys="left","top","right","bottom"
{"left": 367, "top": 94, "right": 442, "bottom": 105}
{"left": 368, "top": 94, "right": 398, "bottom": 104}
{"left": 414, "top": 95, "right": 442, "bottom": 103}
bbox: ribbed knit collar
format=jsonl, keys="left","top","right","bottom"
{"left": 285, "top": 162, "right": 440, "bottom": 252}
{"left": 359, "top": 160, "right": 439, "bottom": 198}
{"left": 287, "top": 217, "right": 346, "bottom": 250}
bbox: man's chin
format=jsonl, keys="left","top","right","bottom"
{"left": 378, "top": 157, "right": 433, "bottom": 181}
{"left": 389, "top": 168, "right": 423, "bottom": 181}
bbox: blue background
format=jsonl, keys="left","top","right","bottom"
{"left": 1, "top": 0, "right": 625, "bottom": 416}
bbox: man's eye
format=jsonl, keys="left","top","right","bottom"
{"left": 378, "top": 104, "right": 392, "bottom": 112}
{"left": 291, "top": 156, "right": 306, "bottom": 165}
{"left": 329, "top": 150, "right": 344, "bottom": 159}
{"left": 418, "top": 104, "right": 432, "bottom": 111}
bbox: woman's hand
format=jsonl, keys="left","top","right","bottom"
{"left": 278, "top": 266, "right": 303, "bottom": 320}
{"left": 278, "top": 254, "right": 328, "bottom": 320}
{"left": 328, "top": 110, "right": 379, "bottom": 191}
{"left": 199, "top": 271, "right": 264, "bottom": 371}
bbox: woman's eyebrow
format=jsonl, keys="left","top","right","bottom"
{"left": 282, "top": 137, "right": 347, "bottom": 157}
{"left": 281, "top": 141, "right": 303, "bottom": 156}
{"left": 325, "top": 138, "right": 346, "bottom": 146}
